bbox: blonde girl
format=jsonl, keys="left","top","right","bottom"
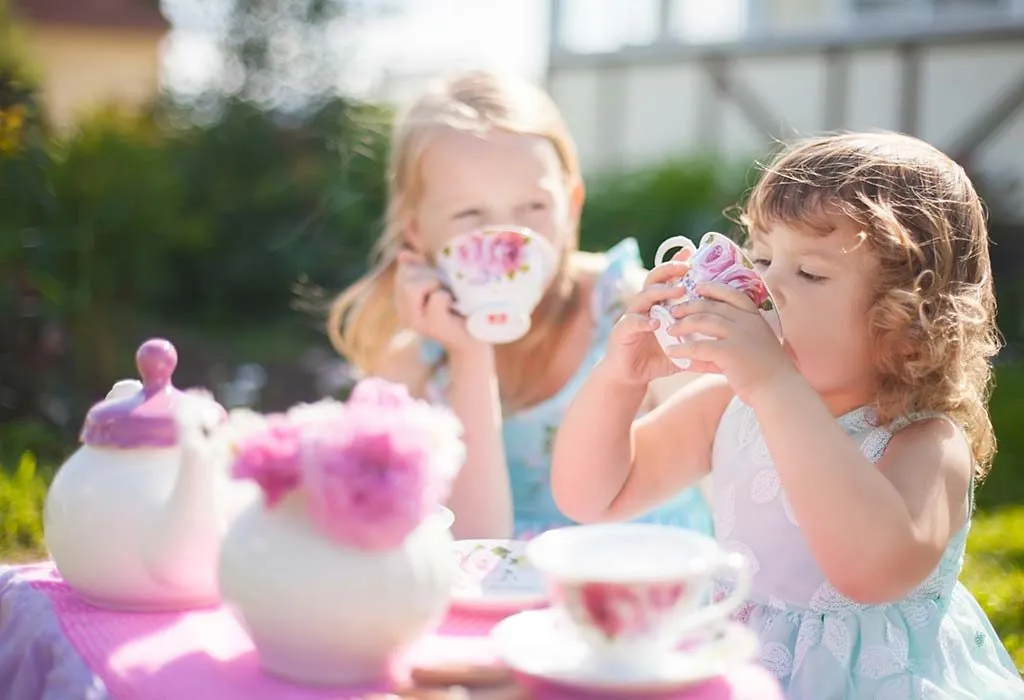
{"left": 552, "top": 132, "right": 1024, "bottom": 697}
{"left": 328, "top": 69, "right": 713, "bottom": 540}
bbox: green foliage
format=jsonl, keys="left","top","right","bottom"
{"left": 0, "top": 453, "right": 48, "bottom": 561}
{"left": 580, "top": 159, "right": 749, "bottom": 266}
{"left": 962, "top": 507, "right": 1024, "bottom": 670}
{"left": 150, "top": 98, "right": 390, "bottom": 320}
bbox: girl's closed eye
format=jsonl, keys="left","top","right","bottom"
{"left": 752, "top": 257, "right": 827, "bottom": 283}
{"left": 799, "top": 269, "right": 828, "bottom": 283}
{"left": 453, "top": 208, "right": 483, "bottom": 220}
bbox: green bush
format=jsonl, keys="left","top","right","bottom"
{"left": 0, "top": 453, "right": 48, "bottom": 561}
{"left": 580, "top": 159, "right": 748, "bottom": 265}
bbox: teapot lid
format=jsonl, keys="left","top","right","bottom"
{"left": 80, "top": 338, "right": 221, "bottom": 448}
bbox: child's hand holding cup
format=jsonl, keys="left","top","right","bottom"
{"left": 649, "top": 232, "right": 782, "bottom": 370}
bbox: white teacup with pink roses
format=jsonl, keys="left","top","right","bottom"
{"left": 649, "top": 232, "right": 782, "bottom": 370}
{"left": 435, "top": 226, "right": 558, "bottom": 345}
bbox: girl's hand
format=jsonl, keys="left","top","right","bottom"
{"left": 666, "top": 281, "right": 799, "bottom": 402}
{"left": 602, "top": 253, "right": 693, "bottom": 387}
{"left": 394, "top": 249, "right": 488, "bottom": 358}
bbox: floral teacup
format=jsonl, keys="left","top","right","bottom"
{"left": 526, "top": 523, "right": 751, "bottom": 674}
{"left": 649, "top": 232, "right": 782, "bottom": 370}
{"left": 435, "top": 226, "right": 558, "bottom": 344}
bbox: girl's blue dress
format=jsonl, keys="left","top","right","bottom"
{"left": 710, "top": 396, "right": 1023, "bottom": 698}
{"left": 421, "top": 238, "right": 714, "bottom": 538}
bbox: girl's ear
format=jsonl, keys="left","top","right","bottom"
{"left": 569, "top": 177, "right": 586, "bottom": 222}
{"left": 402, "top": 217, "right": 425, "bottom": 254}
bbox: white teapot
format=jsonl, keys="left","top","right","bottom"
{"left": 43, "top": 338, "right": 258, "bottom": 611}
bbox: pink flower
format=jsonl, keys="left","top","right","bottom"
{"left": 693, "top": 239, "right": 740, "bottom": 278}
{"left": 714, "top": 264, "right": 769, "bottom": 307}
{"left": 348, "top": 376, "right": 414, "bottom": 408}
{"left": 578, "top": 582, "right": 649, "bottom": 639}
{"left": 229, "top": 378, "right": 464, "bottom": 551}
{"left": 451, "top": 229, "right": 528, "bottom": 283}
{"left": 302, "top": 403, "right": 436, "bottom": 550}
{"left": 456, "top": 234, "right": 485, "bottom": 268}
{"left": 231, "top": 415, "right": 304, "bottom": 506}
{"left": 487, "top": 230, "right": 526, "bottom": 276}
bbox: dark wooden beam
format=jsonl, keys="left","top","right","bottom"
{"left": 549, "top": 17, "right": 1024, "bottom": 71}
{"left": 898, "top": 43, "right": 921, "bottom": 135}
{"left": 823, "top": 48, "right": 849, "bottom": 131}
{"left": 701, "top": 56, "right": 781, "bottom": 139}
{"left": 951, "top": 72, "right": 1024, "bottom": 167}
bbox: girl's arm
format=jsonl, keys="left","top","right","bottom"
{"left": 552, "top": 363, "right": 732, "bottom": 524}
{"left": 376, "top": 334, "right": 513, "bottom": 539}
{"left": 749, "top": 375, "right": 973, "bottom": 604}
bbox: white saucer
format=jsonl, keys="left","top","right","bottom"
{"left": 490, "top": 608, "right": 759, "bottom": 694}
{"left": 450, "top": 539, "right": 547, "bottom": 612}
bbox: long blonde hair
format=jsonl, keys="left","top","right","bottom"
{"left": 328, "top": 69, "right": 584, "bottom": 406}
{"left": 743, "top": 132, "right": 1001, "bottom": 475}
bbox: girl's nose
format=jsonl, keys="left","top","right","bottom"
{"left": 761, "top": 267, "right": 785, "bottom": 308}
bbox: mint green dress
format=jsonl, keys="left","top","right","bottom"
{"left": 710, "top": 397, "right": 1023, "bottom": 698}
{"left": 421, "top": 238, "right": 714, "bottom": 539}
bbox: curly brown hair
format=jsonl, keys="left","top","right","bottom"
{"left": 741, "top": 132, "right": 1001, "bottom": 476}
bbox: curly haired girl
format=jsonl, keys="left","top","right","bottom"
{"left": 552, "top": 132, "right": 1023, "bottom": 697}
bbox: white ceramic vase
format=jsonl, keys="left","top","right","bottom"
{"left": 218, "top": 492, "right": 456, "bottom": 687}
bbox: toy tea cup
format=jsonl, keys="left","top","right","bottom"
{"left": 435, "top": 226, "right": 558, "bottom": 345}
{"left": 526, "top": 523, "right": 752, "bottom": 674}
{"left": 649, "top": 232, "right": 782, "bottom": 370}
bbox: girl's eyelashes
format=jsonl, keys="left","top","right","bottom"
{"left": 453, "top": 208, "right": 483, "bottom": 220}
{"left": 752, "top": 257, "right": 827, "bottom": 282}
{"left": 527, "top": 200, "right": 548, "bottom": 211}
{"left": 799, "top": 270, "right": 828, "bottom": 282}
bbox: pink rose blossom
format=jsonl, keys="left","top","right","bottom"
{"left": 488, "top": 230, "right": 527, "bottom": 276}
{"left": 714, "top": 263, "right": 770, "bottom": 307}
{"left": 348, "top": 376, "right": 414, "bottom": 408}
{"left": 302, "top": 403, "right": 436, "bottom": 550}
{"left": 229, "top": 378, "right": 464, "bottom": 550}
{"left": 453, "top": 229, "right": 527, "bottom": 283}
{"left": 231, "top": 415, "right": 304, "bottom": 506}
{"left": 693, "top": 239, "right": 740, "bottom": 279}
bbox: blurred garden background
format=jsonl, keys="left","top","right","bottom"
{"left": 1, "top": 0, "right": 1022, "bottom": 669}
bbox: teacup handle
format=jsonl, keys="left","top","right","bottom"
{"left": 673, "top": 551, "right": 752, "bottom": 639}
{"left": 655, "top": 236, "right": 698, "bottom": 267}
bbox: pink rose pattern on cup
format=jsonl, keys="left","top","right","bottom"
{"left": 686, "top": 236, "right": 772, "bottom": 311}
{"left": 443, "top": 229, "right": 532, "bottom": 285}
{"left": 691, "top": 238, "right": 739, "bottom": 280}
{"left": 554, "top": 580, "right": 688, "bottom": 641}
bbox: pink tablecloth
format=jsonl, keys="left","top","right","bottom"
{"left": 0, "top": 563, "right": 783, "bottom": 700}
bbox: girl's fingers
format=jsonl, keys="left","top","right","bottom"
{"left": 643, "top": 261, "right": 692, "bottom": 287}
{"left": 694, "top": 281, "right": 758, "bottom": 313}
{"left": 397, "top": 248, "right": 428, "bottom": 266}
{"left": 668, "top": 313, "right": 730, "bottom": 339}
{"left": 666, "top": 339, "right": 721, "bottom": 372}
{"left": 626, "top": 283, "right": 689, "bottom": 314}
{"left": 424, "top": 288, "right": 459, "bottom": 324}
{"left": 615, "top": 312, "right": 660, "bottom": 337}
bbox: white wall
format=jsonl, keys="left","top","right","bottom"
{"left": 548, "top": 38, "right": 1024, "bottom": 218}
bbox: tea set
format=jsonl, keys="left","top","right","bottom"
{"left": 40, "top": 229, "right": 776, "bottom": 695}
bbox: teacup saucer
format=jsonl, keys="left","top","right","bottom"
{"left": 450, "top": 539, "right": 548, "bottom": 613}
{"left": 490, "top": 608, "right": 759, "bottom": 694}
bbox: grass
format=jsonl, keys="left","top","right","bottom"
{"left": 2, "top": 362, "right": 1023, "bottom": 671}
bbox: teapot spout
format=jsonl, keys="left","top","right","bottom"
{"left": 143, "top": 394, "right": 225, "bottom": 598}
